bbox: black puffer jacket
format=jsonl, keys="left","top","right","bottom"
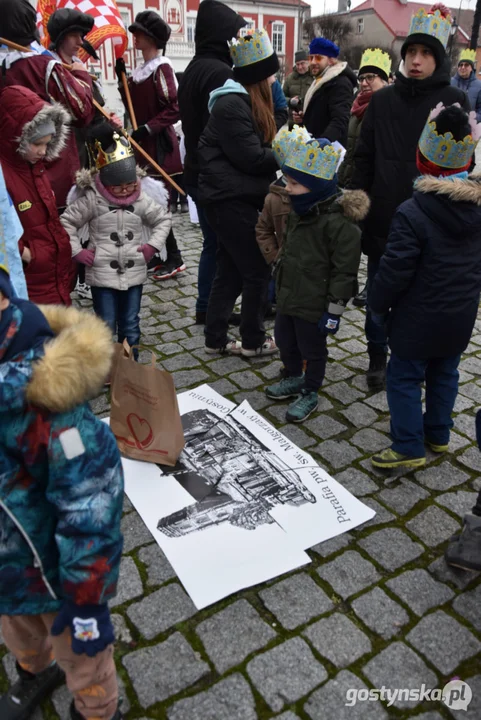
{"left": 350, "top": 64, "right": 469, "bottom": 259}
{"left": 302, "top": 62, "right": 357, "bottom": 146}
{"left": 370, "top": 175, "right": 481, "bottom": 360}
{"left": 198, "top": 89, "right": 278, "bottom": 206}
{"left": 178, "top": 0, "right": 246, "bottom": 189}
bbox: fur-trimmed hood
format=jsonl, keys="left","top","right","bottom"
{"left": 0, "top": 85, "right": 70, "bottom": 165}
{"left": 415, "top": 174, "right": 481, "bottom": 205}
{"left": 26, "top": 305, "right": 113, "bottom": 414}
{"left": 412, "top": 173, "right": 481, "bottom": 238}
{"left": 336, "top": 189, "right": 370, "bottom": 222}
{"left": 67, "top": 167, "right": 169, "bottom": 208}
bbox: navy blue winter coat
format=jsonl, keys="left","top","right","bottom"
{"left": 452, "top": 71, "right": 481, "bottom": 121}
{"left": 370, "top": 174, "right": 481, "bottom": 360}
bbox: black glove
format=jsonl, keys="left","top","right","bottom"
{"left": 131, "top": 125, "right": 150, "bottom": 143}
{"left": 115, "top": 57, "right": 126, "bottom": 79}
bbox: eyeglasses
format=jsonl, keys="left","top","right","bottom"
{"left": 458, "top": 62, "right": 472, "bottom": 68}
{"left": 309, "top": 54, "right": 325, "bottom": 63}
{"left": 358, "top": 73, "right": 379, "bottom": 84}
{"left": 113, "top": 182, "right": 137, "bottom": 193}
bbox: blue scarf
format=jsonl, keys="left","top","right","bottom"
{"left": 290, "top": 180, "right": 338, "bottom": 216}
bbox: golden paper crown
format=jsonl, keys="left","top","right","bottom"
{"left": 272, "top": 125, "right": 312, "bottom": 168}
{"left": 284, "top": 139, "right": 342, "bottom": 181}
{"left": 419, "top": 103, "right": 481, "bottom": 169}
{"left": 359, "top": 48, "right": 391, "bottom": 78}
{"left": 408, "top": 7, "right": 452, "bottom": 49}
{"left": 229, "top": 29, "right": 274, "bottom": 67}
{"left": 459, "top": 48, "right": 476, "bottom": 64}
{"left": 93, "top": 133, "right": 135, "bottom": 172}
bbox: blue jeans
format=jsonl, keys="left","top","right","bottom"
{"left": 365, "top": 256, "right": 388, "bottom": 355}
{"left": 91, "top": 285, "right": 142, "bottom": 350}
{"left": 186, "top": 185, "right": 217, "bottom": 313}
{"left": 387, "top": 352, "right": 461, "bottom": 457}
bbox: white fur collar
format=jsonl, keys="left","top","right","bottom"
{"left": 303, "top": 61, "right": 347, "bottom": 114}
{"left": 132, "top": 55, "right": 177, "bottom": 84}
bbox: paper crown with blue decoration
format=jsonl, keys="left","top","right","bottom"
{"left": 229, "top": 29, "right": 279, "bottom": 84}
{"left": 418, "top": 102, "right": 481, "bottom": 170}
{"left": 402, "top": 4, "right": 452, "bottom": 67}
{"left": 284, "top": 138, "right": 342, "bottom": 182}
{"left": 272, "top": 125, "right": 312, "bottom": 168}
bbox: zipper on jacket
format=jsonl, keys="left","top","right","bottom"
{"left": 0, "top": 497, "right": 58, "bottom": 600}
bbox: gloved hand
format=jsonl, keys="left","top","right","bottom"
{"left": 75, "top": 249, "right": 95, "bottom": 267}
{"left": 51, "top": 602, "right": 114, "bottom": 657}
{"left": 138, "top": 244, "right": 157, "bottom": 264}
{"left": 115, "top": 57, "right": 126, "bottom": 79}
{"left": 371, "top": 311, "right": 388, "bottom": 327}
{"left": 319, "top": 312, "right": 341, "bottom": 335}
{"left": 131, "top": 125, "right": 150, "bottom": 143}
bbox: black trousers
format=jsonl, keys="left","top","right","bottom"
{"left": 275, "top": 312, "right": 328, "bottom": 392}
{"left": 205, "top": 200, "right": 270, "bottom": 349}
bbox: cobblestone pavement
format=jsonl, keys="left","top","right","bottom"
{"left": 2, "top": 212, "right": 481, "bottom": 719}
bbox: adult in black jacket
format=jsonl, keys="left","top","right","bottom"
{"left": 349, "top": 9, "right": 469, "bottom": 389}
{"left": 198, "top": 30, "right": 279, "bottom": 356}
{"left": 178, "top": 0, "right": 246, "bottom": 322}
{"left": 297, "top": 37, "right": 356, "bottom": 146}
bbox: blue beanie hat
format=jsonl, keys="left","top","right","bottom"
{"left": 309, "top": 37, "right": 340, "bottom": 59}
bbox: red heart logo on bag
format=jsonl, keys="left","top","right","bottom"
{"left": 127, "top": 413, "right": 154, "bottom": 449}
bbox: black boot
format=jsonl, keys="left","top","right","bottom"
{"left": 0, "top": 661, "right": 65, "bottom": 720}
{"left": 367, "top": 352, "right": 387, "bottom": 390}
{"left": 352, "top": 285, "right": 367, "bottom": 308}
{"left": 70, "top": 700, "right": 123, "bottom": 719}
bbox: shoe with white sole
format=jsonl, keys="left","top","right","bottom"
{"left": 76, "top": 282, "right": 92, "bottom": 300}
{"left": 241, "top": 336, "right": 278, "bottom": 357}
{"left": 152, "top": 258, "right": 186, "bottom": 281}
{"left": 205, "top": 339, "right": 242, "bottom": 355}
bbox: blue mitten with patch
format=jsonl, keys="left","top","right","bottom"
{"left": 51, "top": 602, "right": 114, "bottom": 657}
{"left": 318, "top": 312, "right": 341, "bottom": 335}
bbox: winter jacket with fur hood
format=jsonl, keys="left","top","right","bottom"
{"left": 275, "top": 189, "right": 369, "bottom": 323}
{"left": 0, "top": 86, "right": 73, "bottom": 305}
{"left": 0, "top": 302, "right": 124, "bottom": 615}
{"left": 370, "top": 174, "right": 481, "bottom": 360}
{"left": 256, "top": 179, "right": 291, "bottom": 265}
{"left": 302, "top": 62, "right": 357, "bottom": 147}
{"left": 61, "top": 170, "right": 171, "bottom": 291}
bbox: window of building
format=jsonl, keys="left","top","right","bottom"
{"left": 272, "top": 22, "right": 285, "bottom": 54}
{"left": 240, "top": 20, "right": 256, "bottom": 37}
{"left": 357, "top": 18, "right": 364, "bottom": 34}
{"left": 187, "top": 16, "right": 196, "bottom": 43}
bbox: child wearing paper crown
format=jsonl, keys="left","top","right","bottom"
{"left": 61, "top": 123, "right": 171, "bottom": 352}
{"left": 265, "top": 134, "right": 370, "bottom": 423}
{"left": 369, "top": 104, "right": 481, "bottom": 470}
{"left": 0, "top": 255, "right": 124, "bottom": 719}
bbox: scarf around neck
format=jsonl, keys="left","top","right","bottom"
{"left": 351, "top": 89, "right": 373, "bottom": 120}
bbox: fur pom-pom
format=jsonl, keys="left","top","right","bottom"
{"left": 435, "top": 105, "right": 471, "bottom": 141}
{"left": 429, "top": 3, "right": 451, "bottom": 18}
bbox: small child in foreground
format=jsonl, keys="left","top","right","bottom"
{"left": 265, "top": 132, "right": 369, "bottom": 423}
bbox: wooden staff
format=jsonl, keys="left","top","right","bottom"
{"left": 120, "top": 70, "right": 138, "bottom": 130}
{"left": 0, "top": 37, "right": 184, "bottom": 195}
{"left": 0, "top": 37, "right": 97, "bottom": 80}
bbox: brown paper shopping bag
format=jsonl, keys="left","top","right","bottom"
{"left": 110, "top": 343, "right": 185, "bottom": 466}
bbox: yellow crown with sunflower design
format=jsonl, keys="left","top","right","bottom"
{"left": 408, "top": 7, "right": 452, "bottom": 49}
{"left": 419, "top": 103, "right": 481, "bottom": 169}
{"left": 284, "top": 139, "right": 342, "bottom": 181}
{"left": 229, "top": 29, "right": 274, "bottom": 67}
{"left": 459, "top": 48, "right": 476, "bottom": 64}
{"left": 272, "top": 126, "right": 312, "bottom": 168}
{"left": 360, "top": 48, "right": 392, "bottom": 77}
{"left": 92, "top": 132, "right": 135, "bottom": 171}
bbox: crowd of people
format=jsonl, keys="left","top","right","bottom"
{"left": 0, "top": 0, "right": 481, "bottom": 718}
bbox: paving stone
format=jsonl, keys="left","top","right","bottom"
{"left": 260, "top": 573, "right": 333, "bottom": 629}
{"left": 355, "top": 498, "right": 395, "bottom": 528}
{"left": 167, "top": 674, "right": 256, "bottom": 720}
{"left": 351, "top": 587, "right": 409, "bottom": 638}
{"left": 338, "top": 338, "right": 366, "bottom": 354}
{"left": 123, "top": 633, "right": 209, "bottom": 707}
{"left": 328, "top": 345, "right": 350, "bottom": 361}
{"left": 303, "top": 612, "right": 372, "bottom": 666}
{"left": 310, "top": 532, "right": 353, "bottom": 557}
{"left": 127, "top": 583, "right": 197, "bottom": 639}
{"left": 173, "top": 368, "right": 210, "bottom": 388}
{"left": 459, "top": 356, "right": 481, "bottom": 375}
{"left": 246, "top": 637, "right": 327, "bottom": 712}
{"left": 447, "top": 431, "right": 471, "bottom": 452}
{"left": 207, "top": 378, "right": 238, "bottom": 396}
{"left": 335, "top": 468, "right": 379, "bottom": 496}
{"left": 162, "top": 353, "right": 200, "bottom": 371}
{"left": 304, "top": 669, "right": 388, "bottom": 720}
{"left": 110, "top": 556, "right": 143, "bottom": 608}
{"left": 279, "top": 424, "right": 317, "bottom": 448}
{"left": 386, "top": 568, "right": 454, "bottom": 616}
{"left": 454, "top": 413, "right": 477, "bottom": 441}
{"left": 233, "top": 390, "right": 271, "bottom": 410}
{"left": 350, "top": 429, "right": 389, "bottom": 453}
{"left": 344, "top": 354, "right": 370, "bottom": 371}
{"left": 406, "top": 506, "right": 460, "bottom": 547}
{"left": 121, "top": 511, "right": 153, "bottom": 552}
{"left": 229, "top": 370, "right": 263, "bottom": 389}
{"left": 305, "top": 414, "right": 347, "bottom": 439}
{"left": 359, "top": 528, "right": 424, "bottom": 571}
{"left": 207, "top": 356, "right": 250, "bottom": 375}
{"left": 454, "top": 393, "right": 475, "bottom": 412}
{"left": 123, "top": 493, "right": 133, "bottom": 513}
{"left": 363, "top": 643, "right": 438, "bottom": 709}
{"left": 428, "top": 556, "right": 480, "bottom": 590}
{"left": 314, "top": 440, "right": 362, "bottom": 469}
{"left": 157, "top": 342, "right": 184, "bottom": 355}
{"left": 180, "top": 335, "right": 207, "bottom": 351}
{"left": 378, "top": 479, "right": 430, "bottom": 514}
{"left": 340, "top": 402, "right": 378, "bottom": 428}
{"left": 453, "top": 583, "right": 481, "bottom": 631}
{"left": 414, "top": 714, "right": 444, "bottom": 720}
{"left": 459, "top": 381, "right": 481, "bottom": 403}
{"left": 324, "top": 362, "right": 355, "bottom": 382}
{"left": 407, "top": 611, "right": 481, "bottom": 674}
{"left": 459, "top": 446, "right": 481, "bottom": 472}
{"left": 317, "top": 550, "right": 381, "bottom": 598}
{"left": 196, "top": 599, "right": 276, "bottom": 673}
{"left": 324, "top": 382, "right": 364, "bottom": 405}
{"left": 415, "top": 461, "right": 470, "bottom": 491}
{"left": 258, "top": 360, "right": 285, "bottom": 379}
{"left": 363, "top": 391, "right": 389, "bottom": 412}
{"left": 138, "top": 543, "right": 176, "bottom": 585}
{"left": 448, "top": 674, "right": 481, "bottom": 720}
{"left": 89, "top": 392, "right": 110, "bottom": 415}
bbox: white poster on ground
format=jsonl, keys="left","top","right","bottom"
{"left": 115, "top": 384, "right": 375, "bottom": 609}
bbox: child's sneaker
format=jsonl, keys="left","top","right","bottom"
{"left": 0, "top": 661, "right": 65, "bottom": 719}
{"left": 371, "top": 448, "right": 426, "bottom": 469}
{"left": 425, "top": 439, "right": 449, "bottom": 454}
{"left": 205, "top": 339, "right": 242, "bottom": 355}
{"left": 152, "top": 257, "right": 186, "bottom": 280}
{"left": 285, "top": 389, "right": 318, "bottom": 423}
{"left": 266, "top": 375, "right": 304, "bottom": 400}
{"left": 445, "top": 514, "right": 481, "bottom": 572}
{"left": 241, "top": 336, "right": 278, "bottom": 357}
{"left": 76, "top": 282, "right": 92, "bottom": 300}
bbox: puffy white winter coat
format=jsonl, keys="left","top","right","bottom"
{"left": 61, "top": 170, "right": 171, "bottom": 290}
